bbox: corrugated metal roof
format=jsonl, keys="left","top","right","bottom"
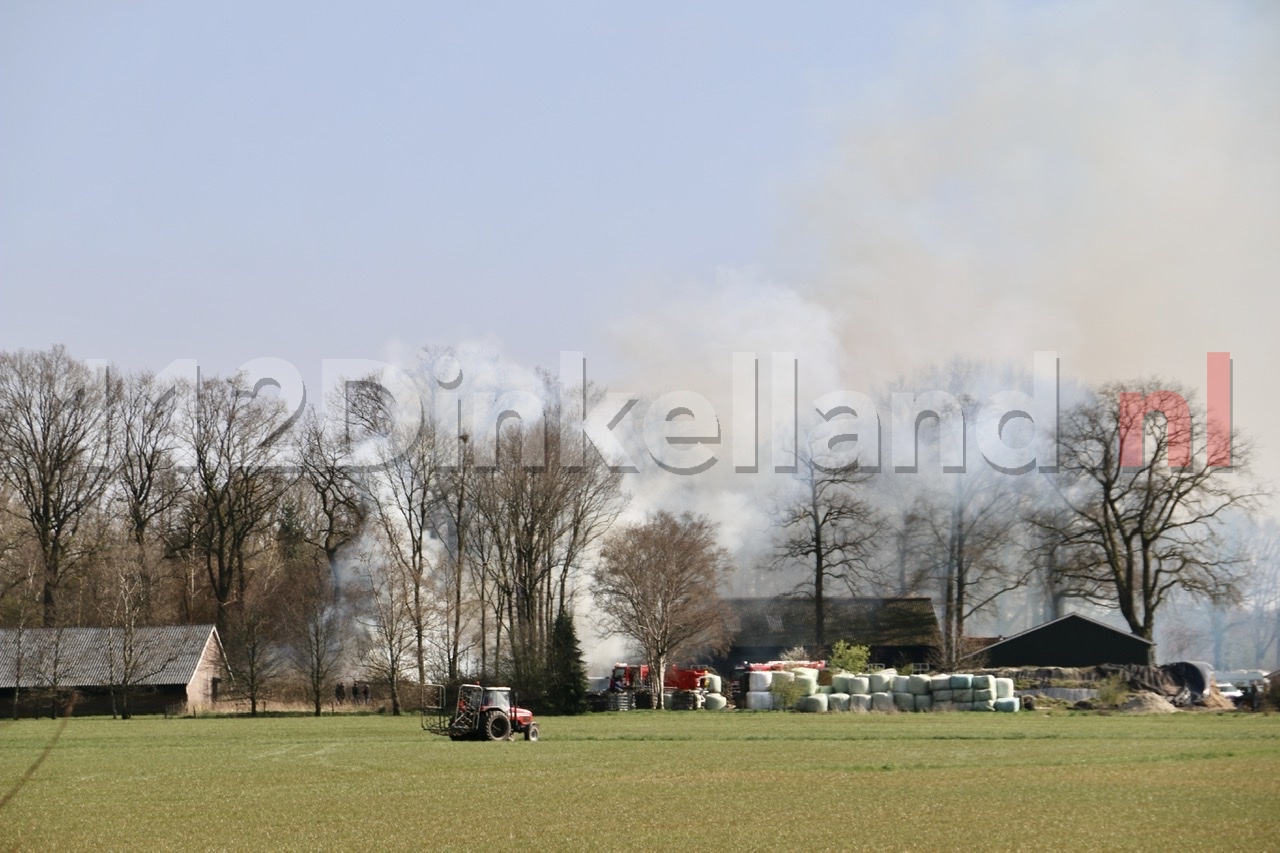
{"left": 0, "top": 625, "right": 218, "bottom": 689}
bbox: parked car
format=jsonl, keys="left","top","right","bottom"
{"left": 1217, "top": 683, "right": 1243, "bottom": 704}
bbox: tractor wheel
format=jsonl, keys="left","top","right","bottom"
{"left": 524, "top": 722, "right": 540, "bottom": 742}
{"left": 484, "top": 711, "right": 511, "bottom": 742}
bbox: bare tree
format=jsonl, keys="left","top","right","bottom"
{"left": 875, "top": 475, "right": 932, "bottom": 597}
{"left": 770, "top": 450, "right": 878, "bottom": 655}
{"left": 225, "top": 590, "right": 285, "bottom": 716}
{"left": 182, "top": 374, "right": 291, "bottom": 635}
{"left": 469, "top": 390, "right": 624, "bottom": 697}
{"left": 370, "top": 409, "right": 443, "bottom": 687}
{"left": 282, "top": 565, "right": 345, "bottom": 716}
{"left": 296, "top": 404, "right": 369, "bottom": 594}
{"left": 923, "top": 472, "right": 1032, "bottom": 668}
{"left": 1043, "top": 379, "right": 1262, "bottom": 660}
{"left": 30, "top": 623, "right": 72, "bottom": 718}
{"left": 1024, "top": 503, "right": 1097, "bottom": 625}
{"left": 592, "top": 511, "right": 731, "bottom": 709}
{"left": 0, "top": 346, "right": 120, "bottom": 626}
{"left": 353, "top": 551, "right": 416, "bottom": 715}
{"left": 4, "top": 562, "right": 39, "bottom": 718}
{"left": 101, "top": 557, "right": 184, "bottom": 720}
{"left": 114, "top": 371, "right": 188, "bottom": 621}
{"left": 1232, "top": 517, "right": 1280, "bottom": 670}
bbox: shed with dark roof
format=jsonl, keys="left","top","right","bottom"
{"left": 0, "top": 624, "right": 225, "bottom": 717}
{"left": 715, "top": 597, "right": 942, "bottom": 670}
{"left": 966, "top": 613, "right": 1155, "bottom": 667}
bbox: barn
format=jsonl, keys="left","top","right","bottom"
{"left": 0, "top": 624, "right": 226, "bottom": 717}
{"left": 968, "top": 613, "right": 1155, "bottom": 667}
{"left": 715, "top": 597, "right": 942, "bottom": 670}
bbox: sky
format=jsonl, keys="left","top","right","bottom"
{"left": 3, "top": 2, "right": 1278, "bottom": 533}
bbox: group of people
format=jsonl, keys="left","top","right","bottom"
{"left": 335, "top": 681, "right": 371, "bottom": 706}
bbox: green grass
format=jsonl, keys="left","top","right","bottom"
{"left": 2, "top": 710, "right": 1278, "bottom": 850}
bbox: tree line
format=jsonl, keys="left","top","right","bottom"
{"left": 0, "top": 346, "right": 637, "bottom": 714}
{"left": 1, "top": 346, "right": 1275, "bottom": 718}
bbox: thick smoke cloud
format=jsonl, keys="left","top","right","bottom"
{"left": 390, "top": 4, "right": 1278, "bottom": 658}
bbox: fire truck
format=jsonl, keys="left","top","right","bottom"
{"left": 609, "top": 662, "right": 714, "bottom": 694}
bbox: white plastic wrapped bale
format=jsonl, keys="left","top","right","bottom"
{"left": 995, "top": 697, "right": 1020, "bottom": 713}
{"left": 847, "top": 676, "right": 870, "bottom": 695}
{"left": 797, "top": 694, "right": 829, "bottom": 713}
{"left": 868, "top": 670, "right": 896, "bottom": 693}
{"left": 831, "top": 673, "right": 851, "bottom": 694}
{"left": 972, "top": 674, "right": 994, "bottom": 691}
{"left": 973, "top": 688, "right": 995, "bottom": 703}
{"left": 792, "top": 667, "right": 820, "bottom": 681}
{"left": 850, "top": 694, "right": 872, "bottom": 711}
{"left": 748, "top": 671, "right": 773, "bottom": 692}
{"left": 892, "top": 675, "right": 910, "bottom": 693}
{"left": 907, "top": 674, "right": 931, "bottom": 695}
{"left": 871, "top": 692, "right": 894, "bottom": 712}
{"left": 704, "top": 693, "right": 728, "bottom": 710}
{"left": 953, "top": 688, "right": 974, "bottom": 703}
{"left": 795, "top": 675, "right": 819, "bottom": 696}
{"left": 745, "top": 690, "right": 774, "bottom": 710}
{"left": 828, "top": 692, "right": 851, "bottom": 712}
{"left": 950, "top": 674, "right": 973, "bottom": 689}
{"left": 913, "top": 694, "right": 933, "bottom": 712}
{"left": 706, "top": 674, "right": 722, "bottom": 694}
{"left": 994, "top": 678, "right": 1014, "bottom": 700}
{"left": 819, "top": 685, "right": 833, "bottom": 695}
{"left": 771, "top": 669, "right": 795, "bottom": 685}
{"left": 973, "top": 699, "right": 996, "bottom": 712}
{"left": 893, "top": 692, "right": 914, "bottom": 711}
{"left": 930, "top": 675, "right": 952, "bottom": 693}
{"left": 933, "top": 689, "right": 954, "bottom": 702}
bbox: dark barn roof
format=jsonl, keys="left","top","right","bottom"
{"left": 717, "top": 597, "right": 941, "bottom": 668}
{"left": 0, "top": 625, "right": 220, "bottom": 689}
{"left": 968, "top": 613, "right": 1154, "bottom": 667}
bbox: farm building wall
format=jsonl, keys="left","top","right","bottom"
{"left": 185, "top": 630, "right": 226, "bottom": 708}
{"left": 0, "top": 685, "right": 190, "bottom": 718}
{"left": 978, "top": 614, "right": 1154, "bottom": 667}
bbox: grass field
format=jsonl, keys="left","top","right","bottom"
{"left": 2, "top": 709, "right": 1278, "bottom": 850}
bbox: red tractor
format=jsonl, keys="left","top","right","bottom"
{"left": 421, "top": 683, "right": 539, "bottom": 742}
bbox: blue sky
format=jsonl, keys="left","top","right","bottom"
{"left": 2, "top": 3, "right": 914, "bottom": 374}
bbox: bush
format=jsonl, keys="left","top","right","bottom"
{"left": 770, "top": 677, "right": 805, "bottom": 711}
{"left": 1096, "top": 673, "right": 1130, "bottom": 708}
{"left": 828, "top": 640, "right": 870, "bottom": 674}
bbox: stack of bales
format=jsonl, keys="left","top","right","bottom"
{"left": 744, "top": 668, "right": 775, "bottom": 710}
{"left": 700, "top": 673, "right": 728, "bottom": 710}
{"left": 786, "top": 669, "right": 1020, "bottom": 713}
